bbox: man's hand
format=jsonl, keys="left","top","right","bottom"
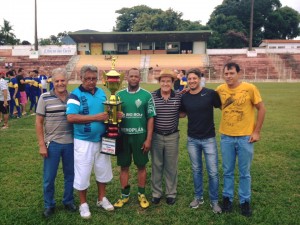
{"left": 39, "top": 145, "right": 48, "bottom": 158}
{"left": 117, "top": 111, "right": 124, "bottom": 120}
{"left": 249, "top": 131, "right": 260, "bottom": 143}
{"left": 141, "top": 139, "right": 151, "bottom": 153}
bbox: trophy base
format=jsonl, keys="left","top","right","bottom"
{"left": 101, "top": 134, "right": 122, "bottom": 156}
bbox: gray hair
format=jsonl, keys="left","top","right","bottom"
{"left": 52, "top": 68, "right": 69, "bottom": 80}
{"left": 80, "top": 65, "right": 98, "bottom": 78}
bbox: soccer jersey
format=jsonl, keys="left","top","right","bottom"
{"left": 8, "top": 77, "right": 20, "bottom": 98}
{"left": 24, "top": 76, "right": 32, "bottom": 94}
{"left": 39, "top": 74, "right": 48, "bottom": 91}
{"left": 117, "top": 87, "right": 156, "bottom": 135}
{"left": 216, "top": 82, "right": 262, "bottom": 136}
{"left": 66, "top": 85, "right": 107, "bottom": 142}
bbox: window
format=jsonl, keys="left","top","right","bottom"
{"left": 154, "top": 41, "right": 165, "bottom": 50}
{"left": 129, "top": 42, "right": 140, "bottom": 50}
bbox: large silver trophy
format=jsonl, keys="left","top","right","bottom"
{"left": 101, "top": 56, "right": 124, "bottom": 156}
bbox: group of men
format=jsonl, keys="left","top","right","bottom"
{"left": 36, "top": 62, "right": 265, "bottom": 219}
{"left": 0, "top": 67, "right": 52, "bottom": 129}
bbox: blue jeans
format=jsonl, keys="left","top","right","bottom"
{"left": 187, "top": 136, "right": 219, "bottom": 203}
{"left": 43, "top": 141, "right": 74, "bottom": 208}
{"left": 220, "top": 134, "right": 253, "bottom": 204}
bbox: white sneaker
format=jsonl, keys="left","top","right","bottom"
{"left": 96, "top": 197, "right": 114, "bottom": 211}
{"left": 79, "top": 203, "right": 91, "bottom": 219}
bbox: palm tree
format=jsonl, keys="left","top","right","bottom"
{"left": 0, "top": 19, "right": 17, "bottom": 44}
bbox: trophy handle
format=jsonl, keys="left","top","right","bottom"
{"left": 102, "top": 71, "right": 107, "bottom": 86}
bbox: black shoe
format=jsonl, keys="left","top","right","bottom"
{"left": 43, "top": 207, "right": 55, "bottom": 218}
{"left": 151, "top": 197, "right": 161, "bottom": 204}
{"left": 65, "top": 203, "right": 77, "bottom": 212}
{"left": 222, "top": 197, "right": 233, "bottom": 213}
{"left": 166, "top": 197, "right": 176, "bottom": 205}
{"left": 240, "top": 201, "right": 252, "bottom": 217}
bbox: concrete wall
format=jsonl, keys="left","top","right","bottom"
{"left": 207, "top": 48, "right": 300, "bottom": 55}
{"left": 193, "top": 42, "right": 206, "bottom": 54}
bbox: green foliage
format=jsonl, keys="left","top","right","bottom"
{"left": 0, "top": 83, "right": 300, "bottom": 224}
{"left": 264, "top": 6, "right": 300, "bottom": 39}
{"left": 0, "top": 19, "right": 20, "bottom": 45}
{"left": 207, "top": 15, "right": 247, "bottom": 48}
{"left": 114, "top": 5, "right": 206, "bottom": 32}
{"left": 39, "top": 31, "right": 68, "bottom": 46}
{"left": 207, "top": 0, "right": 300, "bottom": 48}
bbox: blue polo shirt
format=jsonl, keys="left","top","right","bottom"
{"left": 66, "top": 85, "right": 107, "bottom": 142}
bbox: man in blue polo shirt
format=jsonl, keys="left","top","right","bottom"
{"left": 66, "top": 64, "right": 114, "bottom": 219}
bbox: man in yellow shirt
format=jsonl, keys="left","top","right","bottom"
{"left": 216, "top": 62, "right": 266, "bottom": 217}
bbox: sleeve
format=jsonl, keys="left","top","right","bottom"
{"left": 179, "top": 95, "right": 186, "bottom": 112}
{"left": 0, "top": 80, "right": 7, "bottom": 91}
{"left": 251, "top": 84, "right": 262, "bottom": 105}
{"left": 147, "top": 95, "right": 156, "bottom": 118}
{"left": 212, "top": 90, "right": 221, "bottom": 108}
{"left": 66, "top": 93, "right": 81, "bottom": 115}
{"left": 36, "top": 95, "right": 46, "bottom": 116}
{"left": 13, "top": 79, "right": 18, "bottom": 88}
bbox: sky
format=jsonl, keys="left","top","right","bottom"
{"left": 0, "top": 0, "right": 299, "bottom": 43}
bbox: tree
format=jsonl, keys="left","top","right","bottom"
{"left": 21, "top": 40, "right": 31, "bottom": 45}
{"left": 115, "top": 5, "right": 163, "bottom": 31}
{"left": 264, "top": 6, "right": 300, "bottom": 39}
{"left": 0, "top": 19, "right": 19, "bottom": 45}
{"left": 39, "top": 31, "right": 69, "bottom": 45}
{"left": 207, "top": 14, "right": 248, "bottom": 48}
{"left": 114, "top": 5, "right": 207, "bottom": 32}
{"left": 206, "top": 0, "right": 300, "bottom": 48}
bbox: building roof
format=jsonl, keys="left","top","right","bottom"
{"left": 69, "top": 30, "right": 212, "bottom": 43}
{"left": 259, "top": 39, "right": 300, "bottom": 47}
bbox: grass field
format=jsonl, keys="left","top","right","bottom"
{"left": 0, "top": 82, "right": 299, "bottom": 225}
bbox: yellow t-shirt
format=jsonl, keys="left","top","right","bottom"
{"left": 216, "top": 82, "right": 262, "bottom": 136}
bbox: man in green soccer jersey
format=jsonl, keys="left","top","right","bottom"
{"left": 114, "top": 68, "right": 156, "bottom": 209}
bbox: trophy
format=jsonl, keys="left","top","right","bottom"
{"left": 101, "top": 56, "right": 124, "bottom": 156}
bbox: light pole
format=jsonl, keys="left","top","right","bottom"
{"left": 34, "top": 0, "right": 38, "bottom": 51}
{"left": 249, "top": 0, "right": 254, "bottom": 51}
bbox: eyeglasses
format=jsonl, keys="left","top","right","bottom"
{"left": 83, "top": 77, "right": 98, "bottom": 82}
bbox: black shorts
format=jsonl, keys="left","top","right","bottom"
{"left": 0, "top": 101, "right": 10, "bottom": 114}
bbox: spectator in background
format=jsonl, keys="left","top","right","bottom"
{"left": 7, "top": 70, "right": 21, "bottom": 118}
{"left": 47, "top": 75, "right": 54, "bottom": 91}
{"left": 200, "top": 73, "right": 206, "bottom": 87}
{"left": 179, "top": 70, "right": 187, "bottom": 91}
{"left": 36, "top": 68, "right": 76, "bottom": 218}
{"left": 24, "top": 71, "right": 33, "bottom": 101}
{"left": 216, "top": 62, "right": 266, "bottom": 217}
{"left": 173, "top": 69, "right": 180, "bottom": 91}
{"left": 0, "top": 72, "right": 11, "bottom": 129}
{"left": 16, "top": 68, "right": 28, "bottom": 116}
{"left": 29, "top": 70, "right": 42, "bottom": 115}
{"left": 39, "top": 71, "right": 48, "bottom": 93}
{"left": 67, "top": 65, "right": 115, "bottom": 219}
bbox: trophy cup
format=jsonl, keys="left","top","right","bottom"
{"left": 101, "top": 56, "right": 124, "bottom": 156}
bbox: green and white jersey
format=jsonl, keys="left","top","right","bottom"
{"left": 117, "top": 87, "right": 156, "bottom": 135}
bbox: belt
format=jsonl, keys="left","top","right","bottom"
{"left": 154, "top": 130, "right": 178, "bottom": 136}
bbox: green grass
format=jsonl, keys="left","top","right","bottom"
{"left": 0, "top": 83, "right": 299, "bottom": 225}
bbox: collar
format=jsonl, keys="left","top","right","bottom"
{"left": 79, "top": 84, "right": 98, "bottom": 94}
{"left": 127, "top": 87, "right": 140, "bottom": 93}
{"left": 155, "top": 88, "right": 175, "bottom": 98}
